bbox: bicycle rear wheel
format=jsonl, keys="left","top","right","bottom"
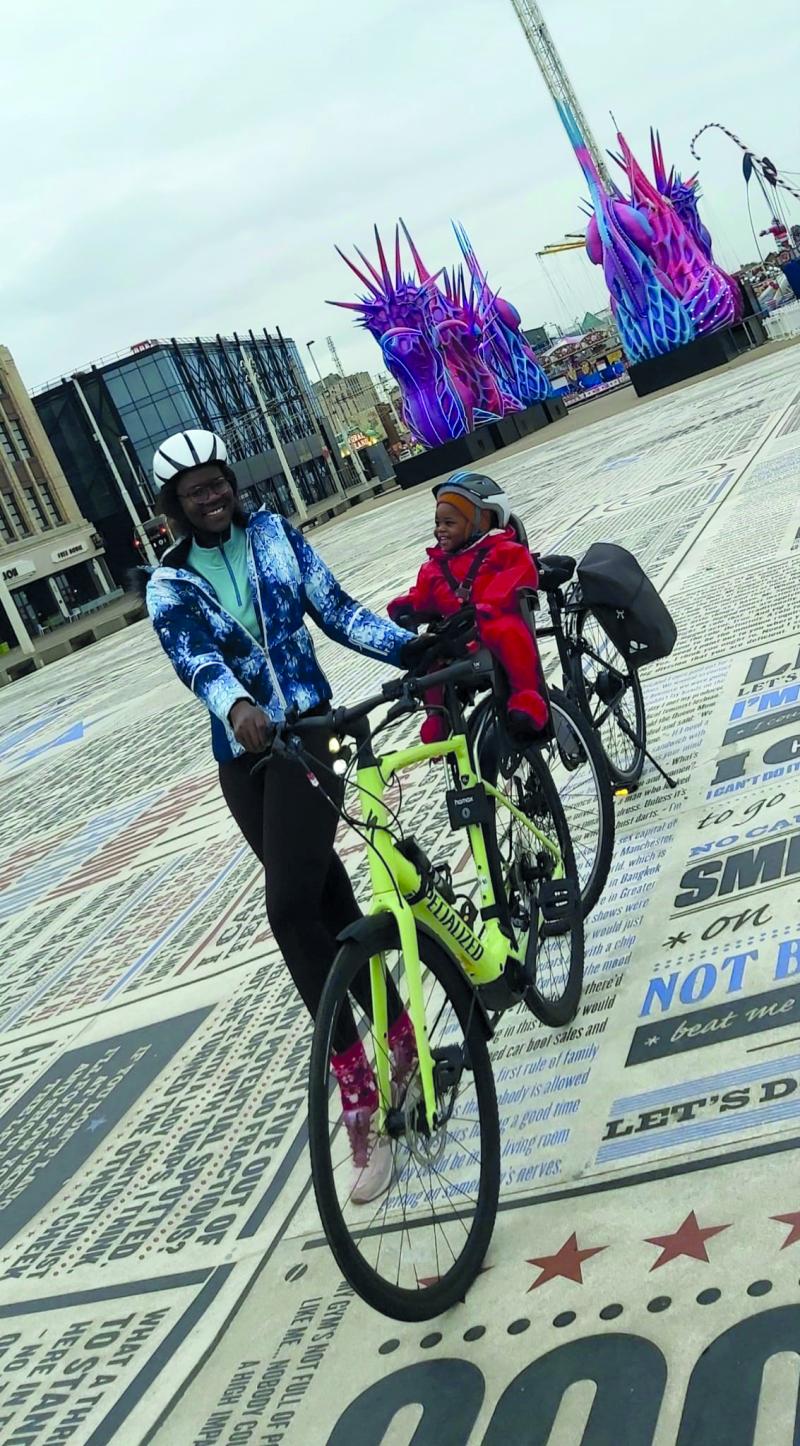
{"left": 470, "top": 691, "right": 614, "bottom": 919}
{"left": 574, "top": 610, "right": 647, "bottom": 788}
{"left": 492, "top": 744, "right": 584, "bottom": 1026}
{"left": 308, "top": 919, "right": 500, "bottom": 1322}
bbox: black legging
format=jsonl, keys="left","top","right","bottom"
{"left": 219, "top": 715, "right": 402, "bottom": 1053}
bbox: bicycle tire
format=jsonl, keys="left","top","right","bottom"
{"left": 469, "top": 690, "right": 614, "bottom": 919}
{"left": 540, "top": 686, "right": 614, "bottom": 918}
{"left": 509, "top": 745, "right": 584, "bottom": 1026}
{"left": 573, "top": 609, "right": 647, "bottom": 787}
{"left": 308, "top": 918, "right": 500, "bottom": 1322}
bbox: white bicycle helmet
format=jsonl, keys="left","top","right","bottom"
{"left": 153, "top": 429, "right": 228, "bottom": 486}
{"left": 433, "top": 471, "right": 511, "bottom": 528}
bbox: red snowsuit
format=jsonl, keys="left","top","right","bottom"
{"left": 388, "top": 528, "right": 549, "bottom": 742}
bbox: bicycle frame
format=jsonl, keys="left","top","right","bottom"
{"left": 535, "top": 586, "right": 633, "bottom": 732}
{"left": 531, "top": 586, "right": 583, "bottom": 692}
{"left": 351, "top": 725, "right": 564, "bottom": 1131}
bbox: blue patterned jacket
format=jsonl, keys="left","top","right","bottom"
{"left": 145, "top": 509, "right": 411, "bottom": 762}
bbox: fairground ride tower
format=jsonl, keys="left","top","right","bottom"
{"left": 508, "top": 0, "right": 613, "bottom": 192}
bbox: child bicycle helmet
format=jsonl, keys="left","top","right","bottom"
{"left": 432, "top": 470, "right": 511, "bottom": 528}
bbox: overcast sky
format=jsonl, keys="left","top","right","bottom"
{"left": 3, "top": 0, "right": 798, "bottom": 389}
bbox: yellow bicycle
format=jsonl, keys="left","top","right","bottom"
{"left": 267, "top": 630, "right": 583, "bottom": 1320}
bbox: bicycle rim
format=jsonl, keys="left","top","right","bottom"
{"left": 308, "top": 925, "right": 500, "bottom": 1321}
{"left": 575, "top": 611, "right": 646, "bottom": 786}
{"left": 493, "top": 745, "right": 584, "bottom": 1026}
{"left": 545, "top": 687, "right": 615, "bottom": 917}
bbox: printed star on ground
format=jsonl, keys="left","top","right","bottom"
{"left": 527, "top": 1233, "right": 606, "bottom": 1289}
{"left": 772, "top": 1211, "right": 800, "bottom": 1248}
{"left": 646, "top": 1210, "right": 730, "bottom": 1270}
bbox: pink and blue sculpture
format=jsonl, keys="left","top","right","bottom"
{"left": 330, "top": 222, "right": 550, "bottom": 449}
{"left": 560, "top": 103, "right": 742, "bottom": 363}
{"left": 613, "top": 131, "right": 743, "bottom": 333}
{"left": 650, "top": 131, "right": 713, "bottom": 261}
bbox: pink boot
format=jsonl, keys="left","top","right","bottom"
{"left": 388, "top": 1011, "right": 418, "bottom": 1101}
{"left": 420, "top": 712, "right": 450, "bottom": 744}
{"left": 330, "top": 1039, "right": 393, "bottom": 1205}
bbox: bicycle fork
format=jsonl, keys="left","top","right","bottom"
{"left": 369, "top": 885, "right": 496, "bottom": 1137}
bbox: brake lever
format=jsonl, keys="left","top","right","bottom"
{"left": 386, "top": 696, "right": 416, "bottom": 723}
{"left": 249, "top": 722, "right": 293, "bottom": 776}
{"left": 250, "top": 750, "right": 273, "bottom": 777}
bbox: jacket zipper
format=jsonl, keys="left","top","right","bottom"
{"left": 156, "top": 529, "right": 288, "bottom": 714}
{"left": 246, "top": 531, "right": 287, "bottom": 711}
{"left": 219, "top": 541, "right": 243, "bottom": 606}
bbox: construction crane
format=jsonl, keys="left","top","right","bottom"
{"left": 326, "top": 336, "right": 345, "bottom": 378}
{"left": 508, "top": 0, "right": 613, "bottom": 192}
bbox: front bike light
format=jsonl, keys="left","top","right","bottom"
{"left": 328, "top": 736, "right": 341, "bottom": 754}
{"left": 332, "top": 756, "right": 348, "bottom": 776}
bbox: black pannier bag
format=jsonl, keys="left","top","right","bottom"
{"left": 576, "top": 542, "right": 677, "bottom": 669}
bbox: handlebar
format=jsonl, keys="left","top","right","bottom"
{"left": 250, "top": 606, "right": 493, "bottom": 777}
{"left": 252, "top": 651, "right": 495, "bottom": 775}
{"left": 286, "top": 652, "right": 494, "bottom": 737}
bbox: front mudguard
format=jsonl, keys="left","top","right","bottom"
{"left": 337, "top": 912, "right": 494, "bottom": 1041}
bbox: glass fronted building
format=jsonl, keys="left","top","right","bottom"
{"left": 33, "top": 332, "right": 352, "bottom": 581}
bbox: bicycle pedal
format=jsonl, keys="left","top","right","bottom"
{"left": 539, "top": 877, "right": 578, "bottom": 925}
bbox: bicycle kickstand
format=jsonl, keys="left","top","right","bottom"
{"left": 613, "top": 711, "right": 679, "bottom": 790}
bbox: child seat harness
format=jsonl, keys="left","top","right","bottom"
{"left": 436, "top": 550, "right": 485, "bottom": 603}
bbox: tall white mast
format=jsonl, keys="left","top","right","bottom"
{"left": 509, "top": 0, "right": 613, "bottom": 190}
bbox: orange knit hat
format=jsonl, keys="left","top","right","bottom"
{"left": 437, "top": 491, "right": 480, "bottom": 525}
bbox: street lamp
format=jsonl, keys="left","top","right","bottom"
{"left": 70, "top": 377, "right": 158, "bottom": 566}
{"left": 238, "top": 347, "right": 308, "bottom": 523}
{"left": 306, "top": 339, "right": 325, "bottom": 389}
{"left": 119, "top": 434, "right": 155, "bottom": 508}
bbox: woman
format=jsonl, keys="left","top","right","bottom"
{"left": 143, "top": 429, "right": 420, "bottom": 1202}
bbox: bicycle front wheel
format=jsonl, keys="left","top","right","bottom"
{"left": 308, "top": 920, "right": 500, "bottom": 1322}
{"left": 574, "top": 610, "right": 647, "bottom": 788}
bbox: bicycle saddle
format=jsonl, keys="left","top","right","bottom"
{"left": 536, "top": 554, "right": 576, "bottom": 591}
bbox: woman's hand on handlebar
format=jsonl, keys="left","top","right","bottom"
{"left": 399, "top": 631, "right": 443, "bottom": 669}
{"left": 229, "top": 700, "right": 276, "bottom": 754}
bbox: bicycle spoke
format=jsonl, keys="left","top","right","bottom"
{"left": 312, "top": 934, "right": 496, "bottom": 1311}
{"left": 578, "top": 614, "right": 643, "bottom": 781}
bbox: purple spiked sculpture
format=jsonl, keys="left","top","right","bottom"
{"left": 649, "top": 131, "right": 742, "bottom": 322}
{"left": 561, "top": 102, "right": 694, "bottom": 363}
{"left": 330, "top": 222, "right": 550, "bottom": 449}
{"left": 650, "top": 131, "right": 713, "bottom": 259}
{"left": 614, "top": 131, "right": 743, "bottom": 332}
{"left": 559, "top": 101, "right": 743, "bottom": 362}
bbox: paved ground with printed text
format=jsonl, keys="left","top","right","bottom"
{"left": 2, "top": 344, "right": 800, "bottom": 1444}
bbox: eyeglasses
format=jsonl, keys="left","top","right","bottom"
{"left": 177, "top": 477, "right": 231, "bottom": 505}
